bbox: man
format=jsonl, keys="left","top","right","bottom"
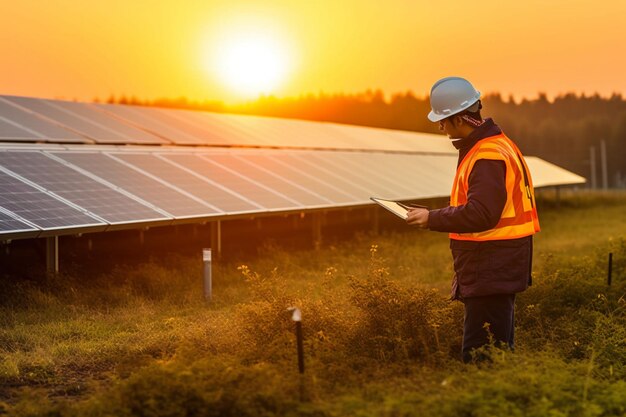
{"left": 406, "top": 76, "right": 540, "bottom": 362}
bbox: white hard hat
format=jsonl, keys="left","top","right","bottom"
{"left": 427, "top": 76, "right": 481, "bottom": 122}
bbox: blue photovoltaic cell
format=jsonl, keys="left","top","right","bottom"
{"left": 0, "top": 152, "right": 167, "bottom": 223}
{"left": 54, "top": 152, "right": 218, "bottom": 217}
{"left": 0, "top": 210, "right": 37, "bottom": 233}
{"left": 4, "top": 97, "right": 167, "bottom": 144}
{"left": 111, "top": 153, "right": 259, "bottom": 213}
{"left": 0, "top": 170, "right": 103, "bottom": 229}
{"left": 164, "top": 154, "right": 297, "bottom": 209}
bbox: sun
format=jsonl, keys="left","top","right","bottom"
{"left": 211, "top": 33, "right": 290, "bottom": 98}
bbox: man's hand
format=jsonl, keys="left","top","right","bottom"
{"left": 406, "top": 208, "right": 429, "bottom": 229}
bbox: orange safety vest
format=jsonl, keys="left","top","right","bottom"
{"left": 449, "top": 134, "right": 540, "bottom": 241}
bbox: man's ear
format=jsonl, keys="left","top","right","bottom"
{"left": 450, "top": 115, "right": 460, "bottom": 127}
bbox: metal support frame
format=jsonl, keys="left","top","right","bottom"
{"left": 590, "top": 146, "right": 597, "bottom": 189}
{"left": 210, "top": 220, "right": 222, "bottom": 261}
{"left": 600, "top": 139, "right": 608, "bottom": 190}
{"left": 46, "top": 236, "right": 59, "bottom": 274}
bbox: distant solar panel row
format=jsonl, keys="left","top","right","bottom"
{"left": 0, "top": 145, "right": 586, "bottom": 241}
{"left": 0, "top": 95, "right": 455, "bottom": 152}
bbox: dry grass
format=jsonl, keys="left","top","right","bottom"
{"left": 1, "top": 191, "right": 626, "bottom": 416}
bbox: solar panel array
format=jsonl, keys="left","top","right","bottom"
{"left": 0, "top": 145, "right": 586, "bottom": 240}
{"left": 0, "top": 95, "right": 454, "bottom": 152}
{"left": 0, "top": 95, "right": 587, "bottom": 241}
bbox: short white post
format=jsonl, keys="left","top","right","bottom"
{"left": 203, "top": 248, "right": 212, "bottom": 301}
{"left": 289, "top": 307, "right": 304, "bottom": 374}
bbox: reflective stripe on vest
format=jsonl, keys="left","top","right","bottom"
{"left": 449, "top": 134, "right": 540, "bottom": 241}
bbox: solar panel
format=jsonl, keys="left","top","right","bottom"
{"left": 326, "top": 152, "right": 418, "bottom": 197}
{"left": 0, "top": 116, "right": 39, "bottom": 142}
{"left": 386, "top": 129, "right": 456, "bottom": 154}
{"left": 204, "top": 114, "right": 326, "bottom": 148}
{"left": 375, "top": 153, "right": 457, "bottom": 196}
{"left": 0, "top": 169, "right": 104, "bottom": 230}
{"left": 110, "top": 152, "right": 260, "bottom": 213}
{"left": 0, "top": 207, "right": 38, "bottom": 233}
{"left": 198, "top": 153, "right": 331, "bottom": 206}
{"left": 324, "top": 123, "right": 456, "bottom": 154}
{"left": 4, "top": 97, "right": 167, "bottom": 144}
{"left": 298, "top": 152, "right": 408, "bottom": 198}
{"left": 274, "top": 153, "right": 373, "bottom": 201}
{"left": 0, "top": 92, "right": 591, "bottom": 245}
{"left": 0, "top": 98, "right": 88, "bottom": 143}
{"left": 0, "top": 95, "right": 483, "bottom": 153}
{"left": 92, "top": 104, "right": 200, "bottom": 145}
{"left": 232, "top": 152, "right": 358, "bottom": 204}
{"left": 0, "top": 151, "right": 167, "bottom": 224}
{"left": 53, "top": 151, "right": 219, "bottom": 218}
{"left": 321, "top": 123, "right": 407, "bottom": 151}
{"left": 225, "top": 117, "right": 358, "bottom": 149}
{"left": 525, "top": 157, "right": 586, "bottom": 188}
{"left": 138, "top": 107, "right": 353, "bottom": 149}
{"left": 161, "top": 109, "right": 269, "bottom": 146}
{"left": 163, "top": 153, "right": 298, "bottom": 209}
{"left": 123, "top": 105, "right": 455, "bottom": 152}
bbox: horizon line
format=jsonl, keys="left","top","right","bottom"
{"left": 2, "top": 88, "right": 625, "bottom": 107}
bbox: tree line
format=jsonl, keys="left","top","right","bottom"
{"left": 103, "top": 91, "right": 626, "bottom": 188}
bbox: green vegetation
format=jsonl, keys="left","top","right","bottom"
{"left": 1, "top": 191, "right": 626, "bottom": 416}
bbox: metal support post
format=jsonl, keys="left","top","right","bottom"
{"left": 590, "top": 146, "right": 597, "bottom": 189}
{"left": 210, "top": 221, "right": 221, "bottom": 261}
{"left": 46, "top": 236, "right": 59, "bottom": 274}
{"left": 600, "top": 140, "right": 608, "bottom": 190}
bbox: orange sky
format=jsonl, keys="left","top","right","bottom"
{"left": 1, "top": 0, "right": 625, "bottom": 104}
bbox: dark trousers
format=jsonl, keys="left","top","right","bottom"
{"left": 462, "top": 293, "right": 516, "bottom": 363}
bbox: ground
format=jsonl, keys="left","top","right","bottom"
{"left": 1, "top": 190, "right": 626, "bottom": 416}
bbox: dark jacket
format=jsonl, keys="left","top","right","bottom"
{"left": 428, "top": 119, "right": 533, "bottom": 299}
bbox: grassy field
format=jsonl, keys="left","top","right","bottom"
{"left": 1, "top": 191, "right": 626, "bottom": 416}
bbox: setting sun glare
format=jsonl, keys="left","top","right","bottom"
{"left": 208, "top": 31, "right": 291, "bottom": 99}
